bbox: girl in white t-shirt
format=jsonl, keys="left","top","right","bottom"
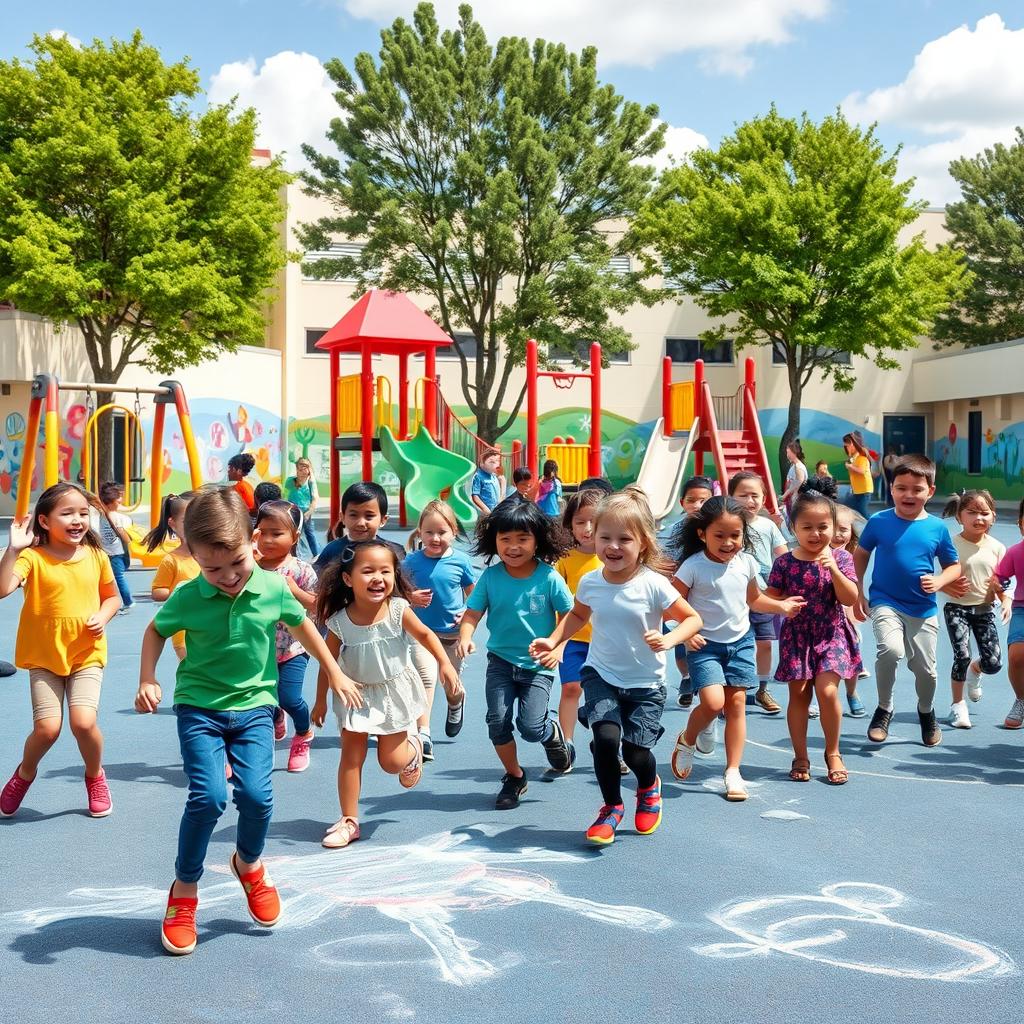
{"left": 531, "top": 487, "right": 701, "bottom": 845}
{"left": 668, "top": 496, "right": 805, "bottom": 801}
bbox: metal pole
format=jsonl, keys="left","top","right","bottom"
{"left": 694, "top": 358, "right": 705, "bottom": 476}
{"left": 662, "top": 356, "right": 672, "bottom": 436}
{"left": 361, "top": 345, "right": 374, "bottom": 482}
{"left": 329, "top": 348, "right": 340, "bottom": 528}
{"left": 526, "top": 339, "right": 538, "bottom": 482}
{"left": 423, "top": 347, "right": 437, "bottom": 440}
{"left": 589, "top": 342, "right": 602, "bottom": 477}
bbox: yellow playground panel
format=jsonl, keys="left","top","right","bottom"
{"left": 669, "top": 380, "right": 695, "bottom": 433}
{"left": 336, "top": 373, "right": 393, "bottom": 433}
{"left": 545, "top": 441, "right": 590, "bottom": 486}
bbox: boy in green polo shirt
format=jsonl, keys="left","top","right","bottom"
{"left": 135, "top": 488, "right": 360, "bottom": 956}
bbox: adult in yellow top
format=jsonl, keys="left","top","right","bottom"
{"left": 843, "top": 432, "right": 874, "bottom": 519}
{"left": 553, "top": 490, "right": 603, "bottom": 769}
{"left": 144, "top": 491, "right": 201, "bottom": 660}
{"left": 0, "top": 483, "right": 121, "bottom": 821}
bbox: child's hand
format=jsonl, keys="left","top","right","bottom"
{"left": 456, "top": 637, "right": 475, "bottom": 660}
{"left": 409, "top": 588, "right": 433, "bottom": 609}
{"left": 84, "top": 614, "right": 106, "bottom": 638}
{"left": 529, "top": 637, "right": 555, "bottom": 661}
{"left": 1001, "top": 597, "right": 1013, "bottom": 625}
{"left": 779, "top": 596, "right": 806, "bottom": 619}
{"left": 853, "top": 595, "right": 870, "bottom": 622}
{"left": 768, "top": 510, "right": 784, "bottom": 529}
{"left": 135, "top": 682, "right": 162, "bottom": 713}
{"left": 919, "top": 574, "right": 939, "bottom": 594}
{"left": 533, "top": 642, "right": 562, "bottom": 670}
{"left": 332, "top": 673, "right": 363, "bottom": 710}
{"left": 7, "top": 516, "right": 34, "bottom": 552}
{"left": 311, "top": 697, "right": 328, "bottom": 728}
{"left": 440, "top": 664, "right": 463, "bottom": 701}
{"left": 644, "top": 629, "right": 669, "bottom": 652}
{"left": 816, "top": 549, "right": 838, "bottom": 572}
{"left": 684, "top": 633, "right": 707, "bottom": 652}
{"left": 946, "top": 575, "right": 970, "bottom": 598}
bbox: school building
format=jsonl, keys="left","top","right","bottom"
{"left": 2, "top": 167, "right": 1021, "bottom": 517}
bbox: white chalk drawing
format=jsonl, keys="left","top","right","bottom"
{"left": 759, "top": 809, "right": 809, "bottom": 822}
{"left": 0, "top": 826, "right": 671, "bottom": 986}
{"left": 695, "top": 883, "right": 1014, "bottom": 982}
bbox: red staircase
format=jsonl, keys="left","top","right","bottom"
{"left": 692, "top": 357, "right": 779, "bottom": 515}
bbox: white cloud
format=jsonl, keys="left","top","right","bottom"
{"left": 47, "top": 28, "right": 82, "bottom": 49}
{"left": 644, "top": 121, "right": 710, "bottom": 173}
{"left": 841, "top": 15, "right": 1024, "bottom": 206}
{"left": 208, "top": 51, "right": 338, "bottom": 169}
{"left": 342, "top": 0, "right": 829, "bottom": 74}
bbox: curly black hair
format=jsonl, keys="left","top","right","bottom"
{"left": 227, "top": 452, "right": 256, "bottom": 476}
{"left": 667, "top": 495, "right": 752, "bottom": 566}
{"left": 790, "top": 475, "right": 839, "bottom": 529}
{"left": 473, "top": 494, "right": 571, "bottom": 565}
{"left": 316, "top": 539, "right": 412, "bottom": 623}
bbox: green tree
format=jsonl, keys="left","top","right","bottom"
{"left": 300, "top": 2, "right": 664, "bottom": 442}
{"left": 934, "top": 128, "right": 1024, "bottom": 348}
{"left": 633, "top": 108, "right": 967, "bottom": 480}
{"left": 0, "top": 32, "right": 288, "bottom": 474}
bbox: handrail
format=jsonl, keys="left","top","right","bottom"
{"left": 742, "top": 383, "right": 779, "bottom": 515}
{"left": 374, "top": 375, "right": 392, "bottom": 430}
{"left": 700, "top": 381, "right": 729, "bottom": 488}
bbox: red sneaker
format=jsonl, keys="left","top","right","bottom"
{"left": 635, "top": 775, "right": 663, "bottom": 835}
{"left": 0, "top": 766, "right": 33, "bottom": 817}
{"left": 161, "top": 887, "right": 198, "bottom": 955}
{"left": 273, "top": 707, "right": 287, "bottom": 741}
{"left": 230, "top": 854, "right": 282, "bottom": 927}
{"left": 287, "top": 731, "right": 313, "bottom": 773}
{"left": 85, "top": 770, "right": 112, "bottom": 817}
{"left": 585, "top": 803, "right": 624, "bottom": 845}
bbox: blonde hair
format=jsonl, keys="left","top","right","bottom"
{"left": 833, "top": 503, "right": 860, "bottom": 554}
{"left": 594, "top": 485, "right": 673, "bottom": 575}
{"left": 184, "top": 487, "right": 252, "bottom": 551}
{"left": 407, "top": 499, "right": 460, "bottom": 551}
{"left": 295, "top": 457, "right": 313, "bottom": 476}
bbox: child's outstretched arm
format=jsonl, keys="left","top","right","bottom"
{"left": 0, "top": 516, "right": 33, "bottom": 598}
{"left": 647, "top": 597, "right": 702, "bottom": 652}
{"left": 135, "top": 622, "right": 168, "bottom": 713}
{"left": 922, "top": 560, "right": 963, "bottom": 595}
{"left": 748, "top": 579, "right": 806, "bottom": 618}
{"left": 529, "top": 602, "right": 591, "bottom": 668}
{"left": 291, "top": 619, "right": 362, "bottom": 717}
{"left": 457, "top": 608, "right": 483, "bottom": 658}
{"left": 852, "top": 545, "right": 872, "bottom": 620}
{"left": 402, "top": 608, "right": 464, "bottom": 703}
{"left": 312, "top": 632, "right": 349, "bottom": 727}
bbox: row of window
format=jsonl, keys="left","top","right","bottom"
{"left": 305, "top": 330, "right": 852, "bottom": 366}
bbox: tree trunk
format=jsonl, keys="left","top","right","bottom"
{"left": 474, "top": 405, "right": 500, "bottom": 446}
{"left": 93, "top": 389, "right": 116, "bottom": 492}
{"left": 778, "top": 379, "right": 802, "bottom": 490}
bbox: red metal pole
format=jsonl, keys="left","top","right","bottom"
{"left": 744, "top": 357, "right": 756, "bottom": 433}
{"left": 361, "top": 345, "right": 374, "bottom": 482}
{"left": 526, "top": 339, "right": 539, "bottom": 483}
{"left": 423, "top": 347, "right": 437, "bottom": 440}
{"left": 329, "top": 348, "right": 340, "bottom": 528}
{"left": 694, "top": 358, "right": 705, "bottom": 476}
{"left": 399, "top": 353, "right": 409, "bottom": 441}
{"left": 662, "top": 356, "right": 672, "bottom": 436}
{"left": 589, "top": 342, "right": 602, "bottom": 477}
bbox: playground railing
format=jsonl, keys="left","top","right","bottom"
{"left": 711, "top": 385, "right": 744, "bottom": 431}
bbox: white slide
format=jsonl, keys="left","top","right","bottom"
{"left": 636, "top": 417, "right": 699, "bottom": 525}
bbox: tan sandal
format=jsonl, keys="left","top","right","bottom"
{"left": 400, "top": 733, "right": 423, "bottom": 789}
{"left": 789, "top": 758, "right": 811, "bottom": 782}
{"left": 322, "top": 816, "right": 360, "bottom": 849}
{"left": 825, "top": 753, "right": 849, "bottom": 785}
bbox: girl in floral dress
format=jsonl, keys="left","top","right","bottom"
{"left": 766, "top": 480, "right": 862, "bottom": 785}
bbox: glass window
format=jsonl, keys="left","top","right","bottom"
{"left": 772, "top": 341, "right": 850, "bottom": 366}
{"left": 436, "top": 332, "right": 479, "bottom": 360}
{"left": 305, "top": 328, "right": 327, "bottom": 354}
{"left": 665, "top": 337, "right": 733, "bottom": 364}
{"left": 302, "top": 242, "right": 363, "bottom": 281}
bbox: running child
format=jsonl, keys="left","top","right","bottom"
{"left": 531, "top": 488, "right": 701, "bottom": 844}
{"left": 853, "top": 455, "right": 963, "bottom": 746}
{"left": 135, "top": 488, "right": 359, "bottom": 955}
{"left": 551, "top": 487, "right": 603, "bottom": 772}
{"left": 458, "top": 496, "right": 574, "bottom": 809}
{"left": 404, "top": 500, "right": 475, "bottom": 760}
{"left": 312, "top": 540, "right": 463, "bottom": 849}
{"left": 668, "top": 496, "right": 805, "bottom": 801}
{"left": 996, "top": 498, "right": 1024, "bottom": 730}
{"left": 832, "top": 503, "right": 867, "bottom": 717}
{"left": 537, "top": 459, "right": 563, "bottom": 517}
{"left": 729, "top": 471, "right": 788, "bottom": 715}
{"left": 253, "top": 500, "right": 319, "bottom": 771}
{"left": 509, "top": 466, "right": 534, "bottom": 499}
{"left": 91, "top": 481, "right": 134, "bottom": 613}
{"left": 0, "top": 484, "right": 120, "bottom": 819}
{"left": 766, "top": 480, "right": 861, "bottom": 785}
{"left": 940, "top": 490, "right": 1009, "bottom": 729}
{"left": 227, "top": 453, "right": 257, "bottom": 512}
{"left": 315, "top": 481, "right": 407, "bottom": 573}
{"left": 146, "top": 492, "right": 200, "bottom": 662}
{"left": 471, "top": 448, "right": 504, "bottom": 516}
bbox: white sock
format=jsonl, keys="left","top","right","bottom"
{"left": 879, "top": 700, "right": 894, "bottom": 712}
{"left": 419, "top": 726, "right": 431, "bottom": 738}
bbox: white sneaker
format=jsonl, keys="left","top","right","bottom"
{"left": 967, "top": 666, "right": 983, "bottom": 703}
{"left": 724, "top": 768, "right": 748, "bottom": 801}
{"left": 808, "top": 702, "right": 820, "bottom": 719}
{"left": 949, "top": 701, "right": 971, "bottom": 729}
{"left": 695, "top": 718, "right": 717, "bottom": 756}
{"left": 670, "top": 733, "right": 696, "bottom": 781}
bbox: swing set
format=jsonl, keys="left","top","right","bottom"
{"left": 15, "top": 373, "right": 203, "bottom": 528}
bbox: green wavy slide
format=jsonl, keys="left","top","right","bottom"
{"left": 378, "top": 424, "right": 478, "bottom": 527}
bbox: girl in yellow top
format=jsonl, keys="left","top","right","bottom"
{"left": 0, "top": 483, "right": 121, "bottom": 819}
{"left": 843, "top": 432, "right": 874, "bottom": 519}
{"left": 553, "top": 488, "right": 603, "bottom": 772}
{"left": 145, "top": 492, "right": 200, "bottom": 661}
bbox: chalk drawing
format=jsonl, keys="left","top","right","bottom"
{"left": 694, "top": 883, "right": 1013, "bottom": 982}
{"left": 0, "top": 827, "right": 671, "bottom": 987}
{"left": 760, "top": 809, "right": 809, "bottom": 822}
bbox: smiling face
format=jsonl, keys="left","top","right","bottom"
{"left": 681, "top": 487, "right": 713, "bottom": 516}
{"left": 343, "top": 547, "right": 397, "bottom": 606}
{"left": 192, "top": 541, "right": 255, "bottom": 596}
{"left": 958, "top": 499, "right": 994, "bottom": 539}
{"left": 39, "top": 491, "right": 91, "bottom": 547}
{"left": 343, "top": 499, "right": 386, "bottom": 543}
{"left": 731, "top": 478, "right": 766, "bottom": 516}
{"left": 831, "top": 509, "right": 854, "bottom": 550}
{"left": 571, "top": 506, "right": 596, "bottom": 551}
{"left": 419, "top": 511, "right": 455, "bottom": 557}
{"left": 595, "top": 516, "right": 642, "bottom": 576}
{"left": 699, "top": 512, "right": 746, "bottom": 563}
{"left": 793, "top": 502, "right": 834, "bottom": 554}
{"left": 495, "top": 529, "right": 538, "bottom": 572}
{"left": 890, "top": 473, "right": 935, "bottom": 520}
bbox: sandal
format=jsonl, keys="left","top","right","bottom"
{"left": 670, "top": 732, "right": 696, "bottom": 781}
{"left": 825, "top": 753, "right": 848, "bottom": 786}
{"left": 322, "top": 816, "right": 360, "bottom": 849}
{"left": 788, "top": 758, "right": 811, "bottom": 782}
{"left": 399, "top": 733, "right": 423, "bottom": 789}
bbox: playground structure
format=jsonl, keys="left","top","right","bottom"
{"left": 15, "top": 374, "right": 203, "bottom": 561}
{"left": 638, "top": 355, "right": 778, "bottom": 521}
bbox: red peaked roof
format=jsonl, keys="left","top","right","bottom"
{"left": 315, "top": 290, "right": 453, "bottom": 355}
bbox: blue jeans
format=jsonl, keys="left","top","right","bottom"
{"left": 298, "top": 515, "right": 319, "bottom": 560}
{"left": 174, "top": 704, "right": 275, "bottom": 883}
{"left": 484, "top": 653, "right": 555, "bottom": 747}
{"left": 277, "top": 653, "right": 311, "bottom": 734}
{"left": 109, "top": 553, "right": 133, "bottom": 608}
{"left": 845, "top": 491, "right": 870, "bottom": 518}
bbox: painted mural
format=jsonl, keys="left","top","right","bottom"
{"left": 934, "top": 420, "right": 1024, "bottom": 499}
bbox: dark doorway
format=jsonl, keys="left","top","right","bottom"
{"left": 882, "top": 415, "right": 926, "bottom": 461}
{"left": 968, "top": 410, "right": 982, "bottom": 475}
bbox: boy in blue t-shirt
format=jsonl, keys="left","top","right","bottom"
{"left": 470, "top": 449, "right": 503, "bottom": 516}
{"left": 853, "top": 455, "right": 963, "bottom": 747}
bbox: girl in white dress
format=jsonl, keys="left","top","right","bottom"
{"left": 313, "top": 540, "right": 462, "bottom": 849}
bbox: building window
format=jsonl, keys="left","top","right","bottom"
{"left": 549, "top": 340, "right": 629, "bottom": 365}
{"left": 1000, "top": 395, "right": 1013, "bottom": 420}
{"left": 302, "top": 242, "right": 363, "bottom": 281}
{"left": 666, "top": 337, "right": 733, "bottom": 364}
{"left": 305, "top": 328, "right": 327, "bottom": 355}
{"left": 771, "top": 341, "right": 850, "bottom": 366}
{"left": 436, "top": 332, "right": 479, "bottom": 360}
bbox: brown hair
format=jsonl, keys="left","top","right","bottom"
{"left": 561, "top": 487, "right": 602, "bottom": 538}
{"left": 408, "top": 499, "right": 461, "bottom": 550}
{"left": 33, "top": 483, "right": 102, "bottom": 550}
{"left": 594, "top": 485, "right": 673, "bottom": 575}
{"left": 943, "top": 489, "right": 996, "bottom": 521}
{"left": 843, "top": 432, "right": 870, "bottom": 460}
{"left": 316, "top": 539, "right": 411, "bottom": 622}
{"left": 184, "top": 487, "right": 252, "bottom": 551}
{"left": 833, "top": 503, "right": 860, "bottom": 554}
{"left": 727, "top": 470, "right": 766, "bottom": 496}
{"left": 892, "top": 454, "right": 935, "bottom": 487}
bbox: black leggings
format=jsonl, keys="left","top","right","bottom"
{"left": 592, "top": 721, "right": 657, "bottom": 806}
{"left": 943, "top": 603, "right": 1001, "bottom": 681}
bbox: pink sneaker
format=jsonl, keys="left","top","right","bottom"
{"left": 225, "top": 759, "right": 233, "bottom": 781}
{"left": 85, "top": 770, "right": 112, "bottom": 817}
{"left": 273, "top": 707, "right": 287, "bottom": 741}
{"left": 0, "top": 766, "right": 33, "bottom": 817}
{"left": 287, "top": 731, "right": 313, "bottom": 773}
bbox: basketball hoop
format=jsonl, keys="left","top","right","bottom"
{"left": 551, "top": 373, "right": 576, "bottom": 391}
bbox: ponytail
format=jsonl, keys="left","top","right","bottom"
{"left": 143, "top": 492, "right": 197, "bottom": 552}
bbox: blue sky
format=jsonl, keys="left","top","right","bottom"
{"left": 3, "top": 1, "right": 1021, "bottom": 205}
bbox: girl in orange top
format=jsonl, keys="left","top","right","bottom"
{"left": 0, "top": 483, "right": 121, "bottom": 819}
{"left": 227, "top": 453, "right": 256, "bottom": 512}
{"left": 145, "top": 492, "right": 200, "bottom": 661}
